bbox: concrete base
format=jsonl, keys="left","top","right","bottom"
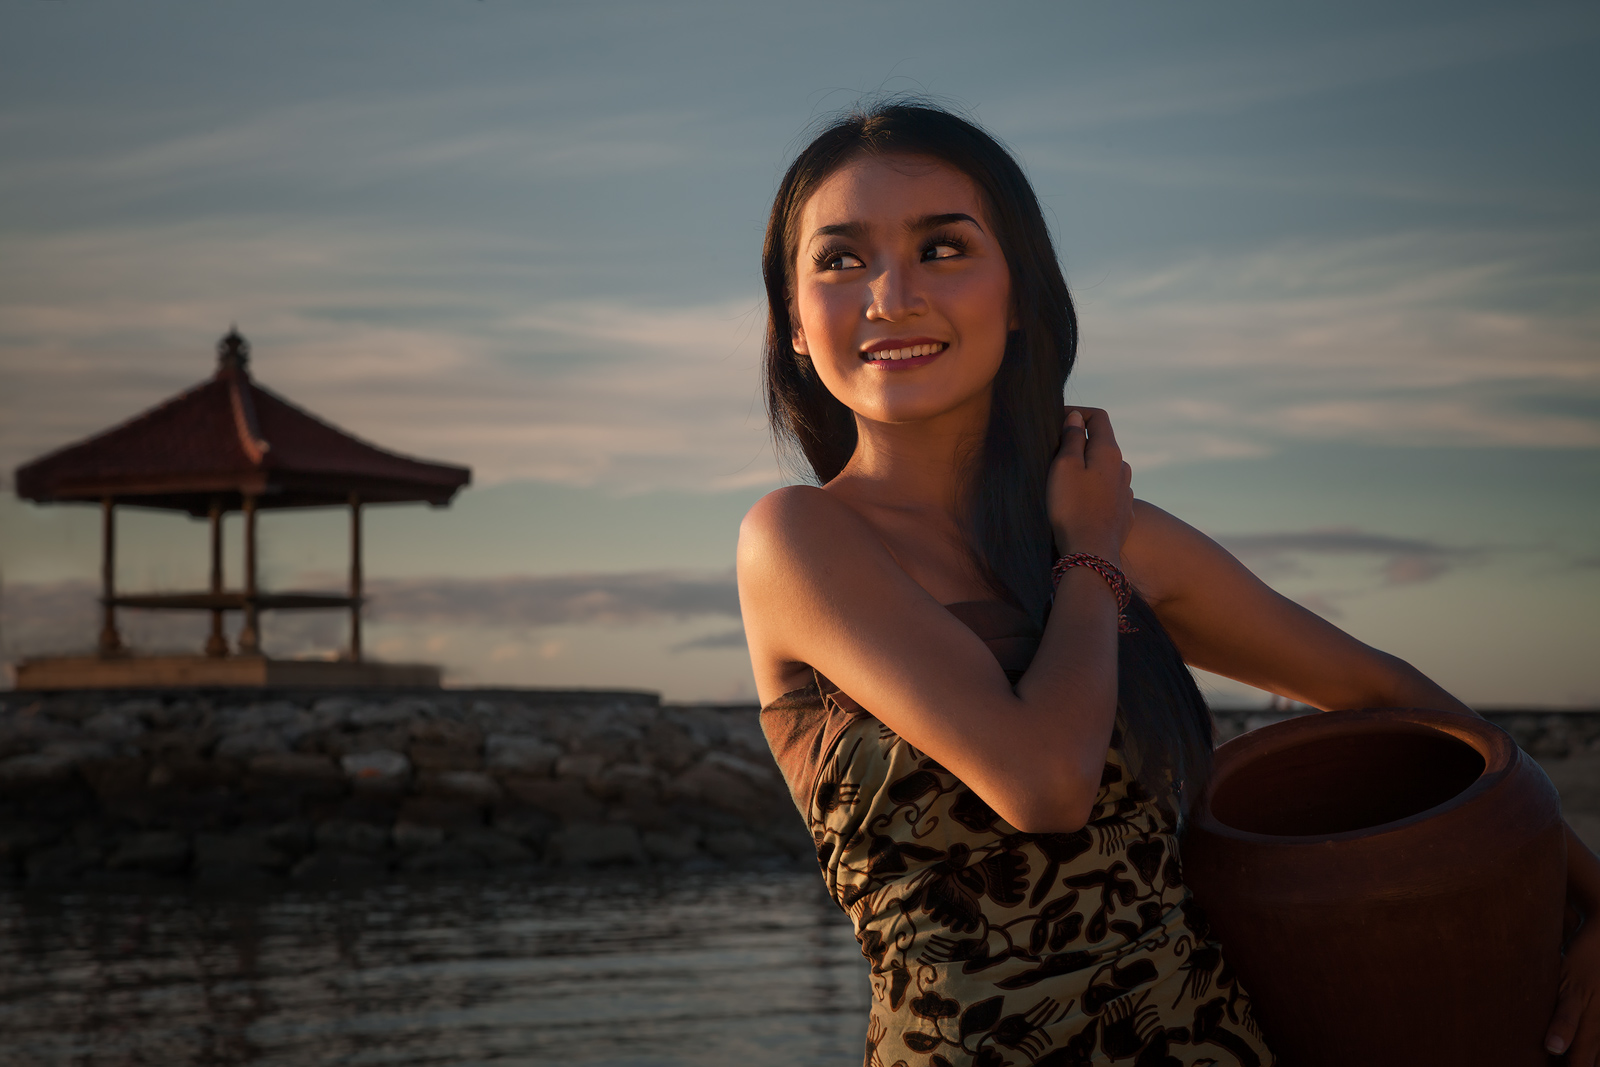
{"left": 13, "top": 655, "right": 441, "bottom": 690}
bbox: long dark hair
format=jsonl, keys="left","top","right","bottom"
{"left": 760, "top": 101, "right": 1213, "bottom": 811}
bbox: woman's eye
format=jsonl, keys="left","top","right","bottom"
{"left": 924, "top": 241, "right": 963, "bottom": 261}
{"left": 821, "top": 251, "right": 864, "bottom": 271}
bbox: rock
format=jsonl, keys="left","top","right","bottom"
{"left": 428, "top": 771, "right": 501, "bottom": 804}
{"left": 215, "top": 729, "right": 290, "bottom": 761}
{"left": 501, "top": 777, "right": 606, "bottom": 822}
{"left": 349, "top": 701, "right": 418, "bottom": 728}
{"left": 311, "top": 696, "right": 359, "bottom": 728}
{"left": 454, "top": 828, "right": 536, "bottom": 867}
{"left": 644, "top": 719, "right": 700, "bottom": 773}
{"left": 315, "top": 819, "right": 390, "bottom": 854}
{"left": 702, "top": 829, "right": 778, "bottom": 861}
{"left": 409, "top": 719, "right": 483, "bottom": 771}
{"left": 668, "top": 755, "right": 784, "bottom": 816}
{"left": 485, "top": 735, "right": 561, "bottom": 777}
{"left": 554, "top": 753, "right": 606, "bottom": 781}
{"left": 341, "top": 749, "right": 411, "bottom": 784}
{"left": 397, "top": 796, "right": 484, "bottom": 831}
{"left": 193, "top": 831, "right": 291, "bottom": 875}
{"left": 292, "top": 851, "right": 388, "bottom": 882}
{"left": 249, "top": 752, "right": 345, "bottom": 789}
{"left": 266, "top": 820, "right": 315, "bottom": 855}
{"left": 392, "top": 822, "right": 446, "bottom": 851}
{"left": 0, "top": 746, "right": 93, "bottom": 789}
{"left": 107, "top": 831, "right": 190, "bottom": 874}
{"left": 548, "top": 823, "right": 644, "bottom": 866}
{"left": 80, "top": 756, "right": 150, "bottom": 803}
{"left": 492, "top": 806, "right": 558, "bottom": 845}
{"left": 398, "top": 844, "right": 486, "bottom": 875}
{"left": 641, "top": 829, "right": 701, "bottom": 862}
{"left": 84, "top": 710, "right": 145, "bottom": 744}
{"left": 0, "top": 821, "right": 56, "bottom": 862}
{"left": 26, "top": 841, "right": 100, "bottom": 882}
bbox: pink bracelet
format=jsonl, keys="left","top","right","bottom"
{"left": 1051, "top": 553, "right": 1138, "bottom": 633}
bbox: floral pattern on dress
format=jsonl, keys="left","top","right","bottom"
{"left": 809, "top": 707, "right": 1273, "bottom": 1067}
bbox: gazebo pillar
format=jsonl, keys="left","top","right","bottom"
{"left": 204, "top": 497, "right": 229, "bottom": 657}
{"left": 238, "top": 493, "right": 261, "bottom": 655}
{"left": 97, "top": 496, "right": 124, "bottom": 656}
{"left": 348, "top": 493, "right": 363, "bottom": 662}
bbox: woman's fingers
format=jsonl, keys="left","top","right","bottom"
{"left": 1549, "top": 955, "right": 1600, "bottom": 1063}
{"left": 1061, "top": 409, "right": 1087, "bottom": 464}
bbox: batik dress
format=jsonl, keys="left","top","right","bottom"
{"left": 759, "top": 600, "right": 1274, "bottom": 1067}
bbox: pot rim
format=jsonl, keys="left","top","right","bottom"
{"left": 1191, "top": 707, "right": 1518, "bottom": 847}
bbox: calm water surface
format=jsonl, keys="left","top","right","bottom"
{"left": 0, "top": 868, "right": 869, "bottom": 1066}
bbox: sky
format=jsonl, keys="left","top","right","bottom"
{"left": 1, "top": 1, "right": 1597, "bottom": 705}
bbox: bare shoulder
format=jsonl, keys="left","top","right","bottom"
{"left": 738, "top": 484, "right": 883, "bottom": 579}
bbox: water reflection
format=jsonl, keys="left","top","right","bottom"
{"left": 0, "top": 869, "right": 868, "bottom": 1065}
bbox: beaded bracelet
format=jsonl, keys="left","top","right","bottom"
{"left": 1051, "top": 553, "right": 1138, "bottom": 633}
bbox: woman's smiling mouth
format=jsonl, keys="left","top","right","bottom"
{"left": 861, "top": 339, "right": 948, "bottom": 365}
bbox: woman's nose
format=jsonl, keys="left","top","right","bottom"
{"left": 865, "top": 265, "right": 927, "bottom": 321}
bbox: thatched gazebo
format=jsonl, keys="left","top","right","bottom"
{"left": 12, "top": 328, "right": 471, "bottom": 689}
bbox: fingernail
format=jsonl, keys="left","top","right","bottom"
{"left": 1547, "top": 1035, "right": 1567, "bottom": 1054}
{"left": 1067, "top": 410, "right": 1084, "bottom": 428}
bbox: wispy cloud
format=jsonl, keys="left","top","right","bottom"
{"left": 1218, "top": 529, "right": 1475, "bottom": 587}
{"left": 1073, "top": 230, "right": 1600, "bottom": 469}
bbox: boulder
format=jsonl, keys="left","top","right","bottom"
{"left": 548, "top": 823, "right": 644, "bottom": 867}
{"left": 214, "top": 729, "right": 289, "bottom": 761}
{"left": 107, "top": 831, "right": 190, "bottom": 875}
{"left": 454, "top": 828, "right": 536, "bottom": 867}
{"left": 398, "top": 844, "right": 486, "bottom": 875}
{"left": 641, "top": 829, "right": 701, "bottom": 862}
{"left": 485, "top": 735, "right": 561, "bottom": 777}
{"left": 314, "top": 819, "right": 390, "bottom": 854}
{"left": 428, "top": 771, "right": 501, "bottom": 804}
{"left": 341, "top": 749, "right": 411, "bottom": 785}
{"left": 501, "top": 777, "right": 605, "bottom": 822}
{"left": 193, "top": 831, "right": 291, "bottom": 876}
{"left": 392, "top": 822, "right": 446, "bottom": 851}
{"left": 397, "top": 796, "right": 484, "bottom": 831}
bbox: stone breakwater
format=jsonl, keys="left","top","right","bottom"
{"left": 0, "top": 690, "right": 1591, "bottom": 886}
{"left": 0, "top": 689, "right": 810, "bottom": 886}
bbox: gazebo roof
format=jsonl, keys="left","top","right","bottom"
{"left": 14, "top": 329, "right": 471, "bottom": 515}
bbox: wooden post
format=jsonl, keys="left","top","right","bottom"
{"left": 238, "top": 493, "right": 261, "bottom": 654}
{"left": 349, "top": 493, "right": 363, "bottom": 662}
{"left": 204, "top": 497, "right": 228, "bottom": 657}
{"left": 97, "top": 496, "right": 124, "bottom": 656}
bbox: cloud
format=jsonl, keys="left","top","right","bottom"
{"left": 1217, "top": 528, "right": 1473, "bottom": 587}
{"left": 670, "top": 628, "right": 748, "bottom": 653}
{"left": 364, "top": 571, "right": 740, "bottom": 628}
{"left": 1072, "top": 230, "right": 1600, "bottom": 469}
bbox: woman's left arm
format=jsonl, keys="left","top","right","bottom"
{"left": 1121, "top": 499, "right": 1600, "bottom": 1063}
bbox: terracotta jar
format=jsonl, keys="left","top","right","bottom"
{"left": 1183, "top": 707, "right": 1566, "bottom": 1066}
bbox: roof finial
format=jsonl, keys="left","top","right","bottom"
{"left": 217, "top": 327, "right": 250, "bottom": 373}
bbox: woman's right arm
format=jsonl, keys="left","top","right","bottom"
{"left": 737, "top": 409, "right": 1132, "bottom": 833}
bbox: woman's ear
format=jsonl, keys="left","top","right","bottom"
{"left": 791, "top": 317, "right": 809, "bottom": 356}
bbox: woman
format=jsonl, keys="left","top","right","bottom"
{"left": 736, "top": 102, "right": 1600, "bottom": 1066}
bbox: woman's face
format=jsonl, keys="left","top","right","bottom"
{"left": 790, "top": 152, "right": 1013, "bottom": 430}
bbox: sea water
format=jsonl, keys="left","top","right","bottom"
{"left": 0, "top": 868, "right": 868, "bottom": 1066}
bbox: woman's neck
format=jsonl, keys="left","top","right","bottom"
{"left": 828, "top": 394, "right": 989, "bottom": 520}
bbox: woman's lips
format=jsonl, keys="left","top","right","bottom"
{"left": 860, "top": 340, "right": 947, "bottom": 368}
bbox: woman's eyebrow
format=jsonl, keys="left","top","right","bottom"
{"left": 809, "top": 212, "right": 983, "bottom": 242}
{"left": 810, "top": 221, "right": 868, "bottom": 241}
{"left": 909, "top": 212, "right": 983, "bottom": 233}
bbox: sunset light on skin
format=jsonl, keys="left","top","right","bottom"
{"left": 0, "top": 1, "right": 1596, "bottom": 703}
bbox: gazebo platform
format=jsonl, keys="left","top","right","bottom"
{"left": 14, "top": 655, "right": 441, "bottom": 691}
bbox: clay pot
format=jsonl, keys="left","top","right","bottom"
{"left": 1183, "top": 708, "right": 1566, "bottom": 1066}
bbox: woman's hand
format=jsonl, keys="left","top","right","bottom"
{"left": 1047, "top": 407, "right": 1134, "bottom": 564}
{"left": 1549, "top": 916, "right": 1600, "bottom": 1062}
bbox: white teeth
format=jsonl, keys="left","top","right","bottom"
{"left": 864, "top": 343, "right": 942, "bottom": 361}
